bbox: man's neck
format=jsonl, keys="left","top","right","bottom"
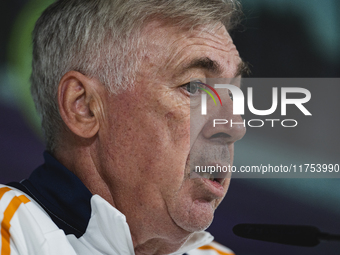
{"left": 133, "top": 236, "right": 189, "bottom": 255}
{"left": 54, "top": 142, "right": 192, "bottom": 255}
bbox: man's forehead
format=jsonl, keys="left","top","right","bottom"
{"left": 140, "top": 20, "right": 240, "bottom": 78}
{"left": 141, "top": 20, "right": 232, "bottom": 47}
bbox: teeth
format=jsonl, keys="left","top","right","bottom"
{"left": 199, "top": 173, "right": 216, "bottom": 181}
{"left": 201, "top": 173, "right": 211, "bottom": 179}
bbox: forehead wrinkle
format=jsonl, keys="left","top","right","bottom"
{"left": 164, "top": 42, "right": 239, "bottom": 82}
{"left": 164, "top": 43, "right": 230, "bottom": 80}
{"left": 164, "top": 34, "right": 235, "bottom": 68}
{"left": 142, "top": 23, "right": 240, "bottom": 81}
{"left": 161, "top": 27, "right": 235, "bottom": 72}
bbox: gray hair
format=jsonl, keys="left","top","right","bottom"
{"left": 31, "top": 0, "right": 241, "bottom": 152}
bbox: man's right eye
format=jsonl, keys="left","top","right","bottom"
{"left": 181, "top": 81, "right": 203, "bottom": 95}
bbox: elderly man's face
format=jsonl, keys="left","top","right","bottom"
{"left": 96, "top": 21, "right": 245, "bottom": 242}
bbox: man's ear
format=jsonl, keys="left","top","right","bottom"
{"left": 58, "top": 71, "right": 102, "bottom": 139}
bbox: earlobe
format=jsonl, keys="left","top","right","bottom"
{"left": 58, "top": 71, "right": 101, "bottom": 139}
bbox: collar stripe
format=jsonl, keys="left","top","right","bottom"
{"left": 1, "top": 191, "right": 30, "bottom": 255}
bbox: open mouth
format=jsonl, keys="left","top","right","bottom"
{"left": 196, "top": 172, "right": 224, "bottom": 185}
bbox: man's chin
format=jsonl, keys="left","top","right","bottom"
{"left": 172, "top": 199, "right": 216, "bottom": 233}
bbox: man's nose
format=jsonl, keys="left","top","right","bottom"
{"left": 202, "top": 92, "right": 246, "bottom": 145}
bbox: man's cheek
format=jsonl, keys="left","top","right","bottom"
{"left": 165, "top": 109, "right": 190, "bottom": 143}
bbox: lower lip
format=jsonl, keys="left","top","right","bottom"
{"left": 201, "top": 177, "right": 225, "bottom": 198}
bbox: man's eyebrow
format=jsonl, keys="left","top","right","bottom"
{"left": 235, "top": 60, "right": 251, "bottom": 77}
{"left": 178, "top": 57, "right": 250, "bottom": 78}
{"left": 180, "top": 57, "right": 223, "bottom": 76}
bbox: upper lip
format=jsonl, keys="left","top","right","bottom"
{"left": 192, "top": 166, "right": 230, "bottom": 186}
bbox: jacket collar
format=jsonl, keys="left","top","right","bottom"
{"left": 20, "top": 151, "right": 92, "bottom": 237}
{"left": 16, "top": 151, "right": 213, "bottom": 253}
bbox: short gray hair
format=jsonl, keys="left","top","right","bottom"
{"left": 31, "top": 0, "right": 241, "bottom": 152}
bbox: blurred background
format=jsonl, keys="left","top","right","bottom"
{"left": 0, "top": 0, "right": 339, "bottom": 254}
